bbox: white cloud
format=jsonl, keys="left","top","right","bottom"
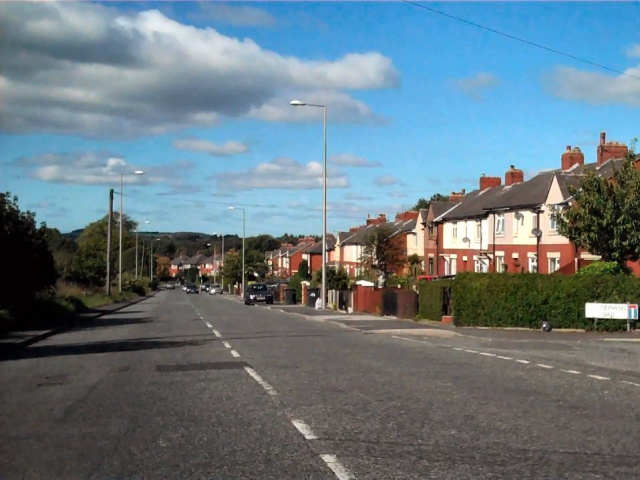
{"left": 196, "top": 4, "right": 277, "bottom": 27}
{"left": 454, "top": 73, "right": 499, "bottom": 100}
{"left": 172, "top": 138, "right": 249, "bottom": 156}
{"left": 627, "top": 44, "right": 640, "bottom": 58}
{"left": 211, "top": 156, "right": 350, "bottom": 191}
{"left": 387, "top": 191, "right": 408, "bottom": 198}
{"left": 344, "top": 193, "right": 372, "bottom": 201}
{"left": 14, "top": 151, "right": 194, "bottom": 186}
{"left": 373, "top": 175, "right": 403, "bottom": 187}
{"left": 544, "top": 65, "right": 640, "bottom": 107}
{"left": 0, "top": 2, "right": 398, "bottom": 138}
{"left": 330, "top": 154, "right": 381, "bottom": 168}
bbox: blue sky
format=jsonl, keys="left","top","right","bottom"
{"left": 2, "top": 1, "right": 639, "bottom": 237}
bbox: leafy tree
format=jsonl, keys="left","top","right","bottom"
{"left": 555, "top": 148, "right": 640, "bottom": 269}
{"left": 186, "top": 267, "right": 200, "bottom": 284}
{"left": 361, "top": 225, "right": 407, "bottom": 287}
{"left": 408, "top": 253, "right": 423, "bottom": 278}
{"left": 246, "top": 249, "right": 268, "bottom": 281}
{"left": 247, "top": 235, "right": 280, "bottom": 253}
{"left": 42, "top": 226, "right": 78, "bottom": 280}
{"left": 312, "top": 267, "right": 351, "bottom": 290}
{"left": 165, "top": 241, "right": 177, "bottom": 258}
{"left": 222, "top": 250, "right": 242, "bottom": 286}
{"left": 0, "top": 193, "right": 57, "bottom": 308}
{"left": 412, "top": 193, "right": 449, "bottom": 211}
{"left": 298, "top": 259, "right": 310, "bottom": 280}
{"left": 576, "top": 261, "right": 627, "bottom": 277}
{"left": 155, "top": 255, "right": 171, "bottom": 280}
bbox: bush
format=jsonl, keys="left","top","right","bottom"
{"left": 452, "top": 272, "right": 640, "bottom": 331}
{"left": 418, "top": 279, "right": 454, "bottom": 320}
{"left": 288, "top": 273, "right": 302, "bottom": 304}
{"left": 576, "top": 261, "right": 627, "bottom": 276}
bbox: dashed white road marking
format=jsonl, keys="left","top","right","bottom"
{"left": 452, "top": 347, "right": 464, "bottom": 351}
{"left": 212, "top": 329, "right": 222, "bottom": 338}
{"left": 479, "top": 352, "right": 496, "bottom": 357}
{"left": 222, "top": 341, "right": 232, "bottom": 349}
{"left": 320, "top": 454, "right": 354, "bottom": 480}
{"left": 497, "top": 355, "right": 513, "bottom": 360}
{"left": 588, "top": 375, "right": 610, "bottom": 381}
{"left": 244, "top": 366, "right": 278, "bottom": 396}
{"left": 515, "top": 359, "right": 530, "bottom": 364}
{"left": 537, "top": 364, "right": 554, "bottom": 369}
{"left": 622, "top": 380, "right": 640, "bottom": 387}
{"left": 561, "top": 369, "right": 582, "bottom": 375}
{"left": 205, "top": 322, "right": 212, "bottom": 328}
{"left": 464, "top": 349, "right": 478, "bottom": 354}
{"left": 391, "top": 335, "right": 422, "bottom": 343}
{"left": 291, "top": 420, "right": 318, "bottom": 440}
{"left": 230, "top": 350, "right": 240, "bottom": 358}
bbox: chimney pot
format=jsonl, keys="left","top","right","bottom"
{"left": 566, "top": 145, "right": 571, "bottom": 151}
{"left": 600, "top": 132, "right": 606, "bottom": 146}
{"left": 505, "top": 166, "right": 524, "bottom": 186}
{"left": 562, "top": 144, "right": 585, "bottom": 171}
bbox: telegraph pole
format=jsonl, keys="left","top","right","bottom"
{"left": 106, "top": 189, "right": 114, "bottom": 296}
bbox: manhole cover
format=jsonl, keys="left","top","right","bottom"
{"left": 156, "top": 361, "right": 247, "bottom": 373}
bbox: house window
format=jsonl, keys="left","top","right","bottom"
{"left": 428, "top": 223, "right": 435, "bottom": 237}
{"left": 451, "top": 258, "right": 457, "bottom": 275}
{"left": 529, "top": 256, "right": 538, "bottom": 273}
{"left": 413, "top": 233, "right": 418, "bottom": 248}
{"left": 495, "top": 214, "right": 505, "bottom": 235}
{"left": 444, "top": 259, "right": 450, "bottom": 276}
{"left": 428, "top": 258, "right": 434, "bottom": 275}
{"left": 474, "top": 258, "right": 488, "bottom": 273}
{"left": 452, "top": 223, "right": 458, "bottom": 239}
{"left": 550, "top": 213, "right": 558, "bottom": 232}
{"left": 532, "top": 214, "right": 538, "bottom": 231}
{"left": 549, "top": 257, "right": 560, "bottom": 273}
{"left": 514, "top": 212, "right": 522, "bottom": 234}
{"left": 496, "top": 255, "right": 505, "bottom": 272}
{"left": 476, "top": 222, "right": 482, "bottom": 240}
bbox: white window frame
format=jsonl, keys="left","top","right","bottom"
{"left": 550, "top": 213, "right": 558, "bottom": 232}
{"left": 428, "top": 257, "right": 434, "bottom": 275}
{"left": 452, "top": 222, "right": 458, "bottom": 239}
{"left": 451, "top": 258, "right": 457, "bottom": 275}
{"left": 532, "top": 214, "right": 538, "bottom": 231}
{"left": 495, "top": 214, "right": 505, "bottom": 235}
{"left": 474, "top": 258, "right": 488, "bottom": 273}
{"left": 514, "top": 212, "right": 522, "bottom": 235}
{"left": 413, "top": 233, "right": 418, "bottom": 247}
{"left": 496, "top": 255, "right": 505, "bottom": 272}
{"left": 529, "top": 255, "right": 538, "bottom": 273}
{"left": 476, "top": 222, "right": 482, "bottom": 240}
{"left": 549, "top": 257, "right": 560, "bottom": 273}
{"left": 444, "top": 259, "right": 450, "bottom": 276}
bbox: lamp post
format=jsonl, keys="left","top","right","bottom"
{"left": 136, "top": 220, "right": 150, "bottom": 279}
{"left": 119, "top": 170, "right": 144, "bottom": 293}
{"left": 228, "top": 207, "right": 245, "bottom": 295}
{"left": 290, "top": 100, "right": 327, "bottom": 309}
{"left": 150, "top": 237, "right": 160, "bottom": 282}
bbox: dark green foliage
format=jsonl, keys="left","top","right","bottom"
{"left": 288, "top": 273, "right": 302, "bottom": 304}
{"left": 576, "top": 261, "right": 627, "bottom": 277}
{"left": 452, "top": 272, "right": 640, "bottom": 331}
{"left": 187, "top": 266, "right": 200, "bottom": 283}
{"left": 247, "top": 235, "right": 280, "bottom": 253}
{"left": 0, "top": 193, "right": 57, "bottom": 309}
{"left": 418, "top": 279, "right": 454, "bottom": 320}
{"left": 412, "top": 193, "right": 450, "bottom": 211}
{"left": 312, "top": 267, "right": 351, "bottom": 290}
{"left": 222, "top": 251, "right": 242, "bottom": 286}
{"left": 298, "top": 260, "right": 310, "bottom": 280}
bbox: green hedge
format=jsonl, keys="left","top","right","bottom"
{"left": 452, "top": 272, "right": 640, "bottom": 331}
{"left": 418, "top": 279, "right": 454, "bottom": 320}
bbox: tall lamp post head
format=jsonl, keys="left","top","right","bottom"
{"left": 290, "top": 100, "right": 306, "bottom": 106}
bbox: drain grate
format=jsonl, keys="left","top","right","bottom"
{"left": 156, "top": 361, "right": 247, "bottom": 373}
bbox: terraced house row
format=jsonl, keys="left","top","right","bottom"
{"left": 268, "top": 131, "right": 638, "bottom": 279}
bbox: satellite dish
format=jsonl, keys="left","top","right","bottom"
{"left": 462, "top": 237, "right": 471, "bottom": 243}
{"left": 532, "top": 228, "right": 542, "bottom": 237}
{"left": 514, "top": 212, "right": 524, "bottom": 220}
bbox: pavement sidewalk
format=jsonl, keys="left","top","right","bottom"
{"left": 0, "top": 293, "right": 155, "bottom": 351}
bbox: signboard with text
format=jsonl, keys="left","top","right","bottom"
{"left": 585, "top": 303, "right": 638, "bottom": 320}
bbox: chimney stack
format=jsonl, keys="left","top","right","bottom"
{"left": 505, "top": 165, "right": 524, "bottom": 186}
{"left": 449, "top": 188, "right": 466, "bottom": 202}
{"left": 479, "top": 174, "right": 501, "bottom": 191}
{"left": 561, "top": 146, "right": 585, "bottom": 171}
{"left": 366, "top": 213, "right": 387, "bottom": 226}
{"left": 597, "top": 131, "right": 628, "bottom": 167}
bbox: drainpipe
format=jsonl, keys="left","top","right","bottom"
{"left": 435, "top": 223, "right": 439, "bottom": 276}
{"left": 492, "top": 213, "right": 496, "bottom": 273}
{"left": 536, "top": 211, "right": 541, "bottom": 273}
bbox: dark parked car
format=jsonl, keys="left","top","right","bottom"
{"left": 244, "top": 283, "right": 273, "bottom": 305}
{"left": 185, "top": 284, "right": 199, "bottom": 294}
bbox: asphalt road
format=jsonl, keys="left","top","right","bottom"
{"left": 1, "top": 291, "right": 639, "bottom": 479}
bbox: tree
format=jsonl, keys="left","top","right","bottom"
{"left": 312, "top": 267, "right": 351, "bottom": 290}
{"left": 222, "top": 250, "right": 242, "bottom": 286}
{"left": 360, "top": 225, "right": 407, "bottom": 287}
{"left": 155, "top": 256, "right": 171, "bottom": 280}
{"left": 186, "top": 267, "right": 200, "bottom": 284}
{"left": 556, "top": 148, "right": 640, "bottom": 269}
{"left": 245, "top": 249, "right": 268, "bottom": 281}
{"left": 42, "top": 226, "right": 78, "bottom": 280}
{"left": 412, "top": 193, "right": 450, "bottom": 211}
{"left": 407, "top": 253, "right": 423, "bottom": 278}
{"left": 298, "top": 259, "right": 310, "bottom": 280}
{"left": 0, "top": 193, "right": 57, "bottom": 308}
{"left": 247, "top": 235, "right": 280, "bottom": 253}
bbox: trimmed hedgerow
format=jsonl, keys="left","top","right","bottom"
{"left": 452, "top": 272, "right": 640, "bottom": 331}
{"left": 418, "top": 279, "right": 454, "bottom": 321}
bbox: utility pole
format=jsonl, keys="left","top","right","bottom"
{"left": 106, "top": 189, "right": 114, "bottom": 296}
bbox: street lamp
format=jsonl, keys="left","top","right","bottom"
{"left": 119, "top": 170, "right": 144, "bottom": 294}
{"left": 290, "top": 99, "right": 327, "bottom": 309}
{"left": 228, "top": 207, "right": 245, "bottom": 296}
{"left": 150, "top": 237, "right": 160, "bottom": 282}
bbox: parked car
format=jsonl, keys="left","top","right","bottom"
{"left": 209, "top": 284, "right": 223, "bottom": 295}
{"left": 185, "top": 284, "right": 199, "bottom": 294}
{"left": 244, "top": 283, "right": 274, "bottom": 305}
{"left": 182, "top": 284, "right": 188, "bottom": 292}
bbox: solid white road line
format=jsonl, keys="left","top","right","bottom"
{"left": 479, "top": 352, "right": 496, "bottom": 357}
{"left": 222, "top": 341, "right": 232, "bottom": 349}
{"left": 561, "top": 369, "right": 582, "bottom": 375}
{"left": 320, "top": 454, "right": 354, "bottom": 480}
{"left": 515, "top": 359, "right": 530, "bottom": 364}
{"left": 622, "top": 380, "right": 640, "bottom": 387}
{"left": 205, "top": 322, "right": 212, "bottom": 328}
{"left": 212, "top": 329, "right": 222, "bottom": 338}
{"left": 391, "top": 336, "right": 422, "bottom": 343}
{"left": 244, "top": 367, "right": 278, "bottom": 396}
{"left": 291, "top": 420, "right": 318, "bottom": 440}
{"left": 537, "top": 364, "right": 554, "bottom": 369}
{"left": 588, "top": 375, "right": 610, "bottom": 381}
{"left": 230, "top": 350, "right": 240, "bottom": 358}
{"left": 496, "top": 356, "right": 513, "bottom": 360}
{"left": 464, "top": 349, "right": 478, "bottom": 353}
